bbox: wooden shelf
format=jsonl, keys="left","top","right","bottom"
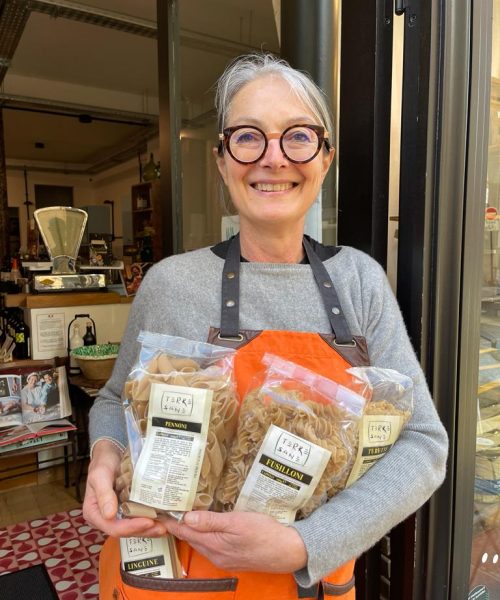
{"left": 25, "top": 291, "right": 123, "bottom": 308}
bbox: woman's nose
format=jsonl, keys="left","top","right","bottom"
{"left": 259, "top": 138, "right": 289, "bottom": 167}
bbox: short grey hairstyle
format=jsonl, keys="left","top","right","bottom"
{"left": 215, "top": 53, "right": 334, "bottom": 141}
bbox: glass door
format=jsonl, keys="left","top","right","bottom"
{"left": 470, "top": 2, "right": 500, "bottom": 595}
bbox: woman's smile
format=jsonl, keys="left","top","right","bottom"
{"left": 250, "top": 181, "right": 298, "bottom": 193}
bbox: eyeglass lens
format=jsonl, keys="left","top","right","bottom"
{"left": 228, "top": 126, "right": 320, "bottom": 163}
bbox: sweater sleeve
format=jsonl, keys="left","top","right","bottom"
{"left": 88, "top": 265, "right": 160, "bottom": 453}
{"left": 292, "top": 257, "right": 449, "bottom": 586}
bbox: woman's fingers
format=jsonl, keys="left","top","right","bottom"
{"left": 82, "top": 440, "right": 167, "bottom": 538}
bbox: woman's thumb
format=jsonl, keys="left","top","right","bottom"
{"left": 183, "top": 511, "right": 227, "bottom": 531}
{"left": 93, "top": 480, "right": 118, "bottom": 519}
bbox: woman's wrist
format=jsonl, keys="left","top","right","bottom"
{"left": 90, "top": 437, "right": 125, "bottom": 462}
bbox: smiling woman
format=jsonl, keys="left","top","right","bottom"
{"left": 86, "top": 53, "right": 448, "bottom": 600}
{"left": 214, "top": 86, "right": 333, "bottom": 262}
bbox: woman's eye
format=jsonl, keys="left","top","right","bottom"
{"left": 234, "top": 131, "right": 260, "bottom": 144}
{"left": 286, "top": 129, "right": 314, "bottom": 144}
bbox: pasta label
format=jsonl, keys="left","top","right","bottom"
{"left": 345, "top": 413, "right": 405, "bottom": 487}
{"left": 234, "top": 425, "right": 331, "bottom": 525}
{"left": 130, "top": 382, "right": 213, "bottom": 511}
{"left": 120, "top": 535, "right": 181, "bottom": 578}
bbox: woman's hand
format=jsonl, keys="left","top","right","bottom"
{"left": 160, "top": 511, "right": 308, "bottom": 573}
{"left": 82, "top": 439, "right": 166, "bottom": 538}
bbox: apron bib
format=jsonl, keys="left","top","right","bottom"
{"left": 100, "top": 236, "right": 370, "bottom": 600}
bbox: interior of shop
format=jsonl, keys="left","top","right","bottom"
{"left": 0, "top": 0, "right": 280, "bottom": 541}
{"left": 0, "top": 1, "right": 498, "bottom": 599}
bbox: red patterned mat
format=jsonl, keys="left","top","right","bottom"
{"left": 0, "top": 508, "right": 105, "bottom": 599}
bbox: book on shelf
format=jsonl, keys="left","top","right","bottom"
{"left": 0, "top": 417, "right": 76, "bottom": 449}
{"left": 0, "top": 429, "right": 70, "bottom": 454}
{"left": 0, "top": 364, "right": 71, "bottom": 430}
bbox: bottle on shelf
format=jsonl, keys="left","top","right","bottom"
{"left": 136, "top": 194, "right": 148, "bottom": 209}
{"left": 69, "top": 323, "right": 84, "bottom": 374}
{"left": 14, "top": 314, "right": 30, "bottom": 359}
{"left": 10, "top": 257, "right": 21, "bottom": 285}
{"left": 83, "top": 322, "right": 97, "bottom": 346}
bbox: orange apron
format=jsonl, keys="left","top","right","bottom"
{"left": 99, "top": 236, "right": 370, "bottom": 600}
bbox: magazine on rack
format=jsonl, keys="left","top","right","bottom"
{"left": 0, "top": 418, "right": 75, "bottom": 449}
{"left": 0, "top": 365, "right": 74, "bottom": 447}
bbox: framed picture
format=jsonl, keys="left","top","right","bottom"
{"left": 120, "top": 262, "right": 153, "bottom": 296}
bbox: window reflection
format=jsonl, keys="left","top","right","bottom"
{"left": 472, "top": 1, "right": 500, "bottom": 593}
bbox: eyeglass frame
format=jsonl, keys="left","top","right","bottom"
{"left": 217, "top": 123, "right": 333, "bottom": 165}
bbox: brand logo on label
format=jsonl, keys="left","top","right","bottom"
{"left": 274, "top": 431, "right": 311, "bottom": 465}
{"left": 161, "top": 391, "right": 194, "bottom": 416}
{"left": 125, "top": 537, "right": 152, "bottom": 557}
{"left": 368, "top": 421, "right": 391, "bottom": 443}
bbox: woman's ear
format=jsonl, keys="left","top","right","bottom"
{"left": 213, "top": 146, "right": 228, "bottom": 185}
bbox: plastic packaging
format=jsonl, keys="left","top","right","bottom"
{"left": 115, "top": 331, "right": 239, "bottom": 518}
{"left": 214, "top": 353, "right": 370, "bottom": 522}
{"left": 344, "top": 366, "right": 413, "bottom": 487}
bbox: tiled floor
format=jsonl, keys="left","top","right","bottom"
{"left": 0, "top": 507, "right": 103, "bottom": 598}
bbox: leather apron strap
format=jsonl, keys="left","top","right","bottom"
{"left": 220, "top": 234, "right": 354, "bottom": 345}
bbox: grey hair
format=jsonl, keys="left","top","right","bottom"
{"left": 215, "top": 53, "right": 334, "bottom": 141}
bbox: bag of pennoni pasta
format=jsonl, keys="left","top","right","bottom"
{"left": 344, "top": 366, "right": 413, "bottom": 488}
{"left": 213, "top": 354, "right": 371, "bottom": 525}
{"left": 115, "top": 331, "right": 239, "bottom": 519}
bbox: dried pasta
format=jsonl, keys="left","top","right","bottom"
{"left": 214, "top": 385, "right": 359, "bottom": 519}
{"left": 117, "top": 333, "right": 238, "bottom": 515}
{"left": 214, "top": 361, "right": 413, "bottom": 521}
{"left": 365, "top": 399, "right": 411, "bottom": 421}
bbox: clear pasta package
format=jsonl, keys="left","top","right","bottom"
{"left": 115, "top": 331, "right": 239, "bottom": 519}
{"left": 213, "top": 353, "right": 370, "bottom": 524}
{"left": 344, "top": 366, "right": 413, "bottom": 487}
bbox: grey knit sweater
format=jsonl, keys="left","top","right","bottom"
{"left": 89, "top": 243, "right": 448, "bottom": 587}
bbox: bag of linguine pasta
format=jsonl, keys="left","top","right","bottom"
{"left": 115, "top": 331, "right": 239, "bottom": 519}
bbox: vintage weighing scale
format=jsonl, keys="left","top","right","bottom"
{"left": 32, "top": 206, "right": 106, "bottom": 292}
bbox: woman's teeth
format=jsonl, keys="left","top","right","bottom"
{"left": 253, "top": 182, "right": 294, "bottom": 192}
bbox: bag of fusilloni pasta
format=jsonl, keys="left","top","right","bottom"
{"left": 214, "top": 353, "right": 370, "bottom": 524}
{"left": 214, "top": 355, "right": 414, "bottom": 525}
{"left": 115, "top": 331, "right": 239, "bottom": 519}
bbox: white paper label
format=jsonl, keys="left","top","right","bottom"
{"left": 130, "top": 382, "right": 213, "bottom": 511}
{"left": 234, "top": 425, "right": 331, "bottom": 525}
{"left": 345, "top": 414, "right": 405, "bottom": 487}
{"left": 120, "top": 537, "right": 174, "bottom": 578}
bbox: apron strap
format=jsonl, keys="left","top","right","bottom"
{"left": 220, "top": 234, "right": 354, "bottom": 345}
{"left": 302, "top": 237, "right": 354, "bottom": 345}
{"left": 220, "top": 234, "right": 242, "bottom": 339}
